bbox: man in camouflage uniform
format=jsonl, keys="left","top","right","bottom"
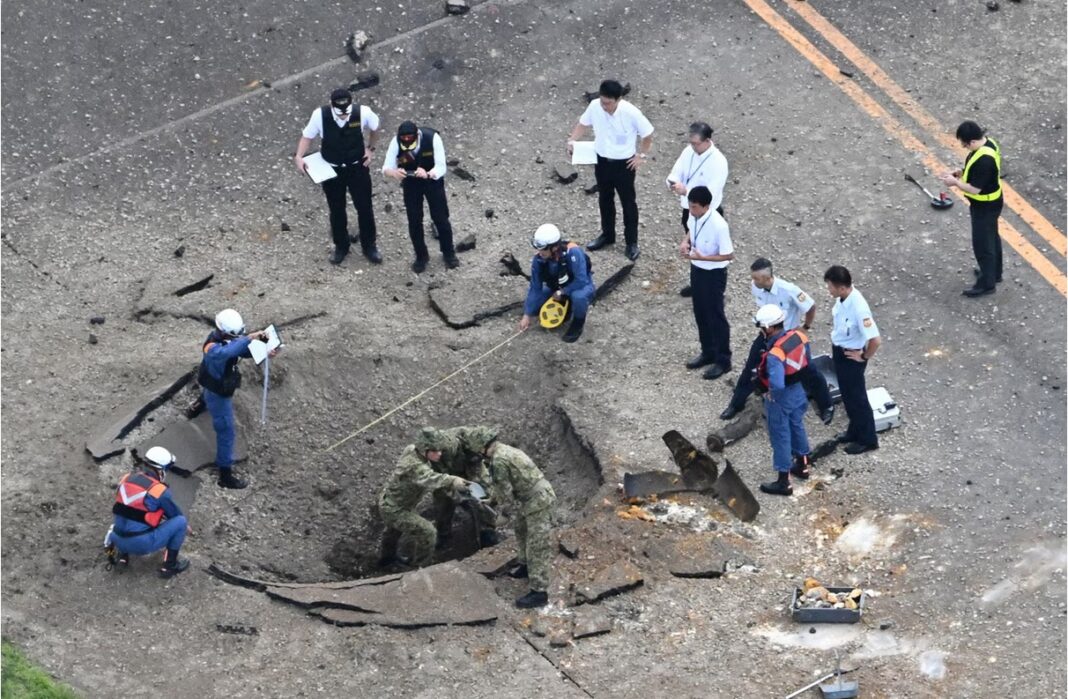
{"left": 478, "top": 438, "right": 557, "bottom": 609}
{"left": 425, "top": 426, "right": 501, "bottom": 548}
{"left": 378, "top": 428, "right": 474, "bottom": 567}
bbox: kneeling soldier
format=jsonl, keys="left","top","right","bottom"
{"left": 519, "top": 223, "right": 595, "bottom": 343}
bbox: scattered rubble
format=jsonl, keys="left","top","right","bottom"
{"left": 574, "top": 560, "right": 643, "bottom": 605}
{"left": 85, "top": 369, "right": 196, "bottom": 460}
{"left": 344, "top": 31, "right": 370, "bottom": 63}
{"left": 553, "top": 164, "right": 578, "bottom": 184}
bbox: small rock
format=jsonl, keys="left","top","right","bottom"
{"left": 986, "top": 0, "right": 999, "bottom": 9}
{"left": 809, "top": 627, "right": 817, "bottom": 634}
{"left": 384, "top": 202, "right": 394, "bottom": 213}
{"left": 345, "top": 31, "right": 370, "bottom": 62}
{"left": 553, "top": 163, "right": 578, "bottom": 184}
{"left": 557, "top": 533, "right": 580, "bottom": 559}
{"left": 280, "top": 222, "right": 291, "bottom": 232}
{"left": 90, "top": 316, "right": 105, "bottom": 325}
{"left": 173, "top": 245, "right": 186, "bottom": 258}
{"left": 484, "top": 208, "right": 495, "bottom": 219}
{"left": 452, "top": 166, "right": 476, "bottom": 182}
{"left": 445, "top": 0, "right": 470, "bottom": 15}
{"left": 88, "top": 333, "right": 99, "bottom": 345}
{"left": 432, "top": 58, "right": 446, "bottom": 70}
{"left": 548, "top": 631, "right": 571, "bottom": 648}
{"left": 879, "top": 620, "right": 894, "bottom": 630}
{"left": 350, "top": 71, "right": 380, "bottom": 91}
{"left": 839, "top": 69, "right": 855, "bottom": 78}
{"left": 456, "top": 234, "right": 476, "bottom": 252}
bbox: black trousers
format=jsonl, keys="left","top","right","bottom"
{"left": 321, "top": 163, "right": 377, "bottom": 253}
{"left": 402, "top": 178, "right": 455, "bottom": 260}
{"left": 690, "top": 266, "right": 731, "bottom": 368}
{"left": 832, "top": 345, "right": 877, "bottom": 447}
{"left": 729, "top": 334, "right": 833, "bottom": 411}
{"left": 595, "top": 156, "right": 639, "bottom": 244}
{"left": 970, "top": 199, "right": 1004, "bottom": 289}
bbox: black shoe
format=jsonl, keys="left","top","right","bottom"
{"left": 844, "top": 441, "right": 879, "bottom": 455}
{"left": 819, "top": 406, "right": 835, "bottom": 425}
{"left": 562, "top": 316, "right": 586, "bottom": 343}
{"left": 759, "top": 478, "right": 793, "bottom": 496}
{"left": 790, "top": 454, "right": 812, "bottom": 480}
{"left": 443, "top": 252, "right": 460, "bottom": 269}
{"left": 515, "top": 590, "right": 548, "bottom": 609}
{"left": 703, "top": 364, "right": 730, "bottom": 381}
{"left": 834, "top": 431, "right": 852, "bottom": 444}
{"left": 586, "top": 234, "right": 615, "bottom": 251}
{"left": 719, "top": 404, "right": 743, "bottom": 421}
{"left": 412, "top": 257, "right": 429, "bottom": 274}
{"left": 479, "top": 530, "right": 501, "bottom": 547}
{"left": 508, "top": 563, "right": 529, "bottom": 579}
{"left": 686, "top": 354, "right": 714, "bottom": 370}
{"left": 218, "top": 470, "right": 248, "bottom": 490}
{"left": 329, "top": 249, "right": 348, "bottom": 265}
{"left": 962, "top": 285, "right": 995, "bottom": 298}
{"left": 974, "top": 268, "right": 1003, "bottom": 284}
{"left": 679, "top": 285, "right": 693, "bottom": 298}
{"left": 625, "top": 243, "right": 640, "bottom": 261}
{"left": 159, "top": 553, "right": 190, "bottom": 579}
{"left": 363, "top": 247, "right": 383, "bottom": 264}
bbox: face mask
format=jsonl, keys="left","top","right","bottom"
{"left": 331, "top": 103, "right": 352, "bottom": 118}
{"left": 399, "top": 137, "right": 417, "bottom": 151}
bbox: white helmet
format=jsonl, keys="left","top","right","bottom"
{"left": 531, "top": 223, "right": 562, "bottom": 250}
{"left": 754, "top": 304, "right": 786, "bottom": 329}
{"left": 144, "top": 446, "right": 176, "bottom": 470}
{"left": 215, "top": 308, "right": 245, "bottom": 336}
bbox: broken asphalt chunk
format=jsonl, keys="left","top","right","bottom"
{"left": 574, "top": 560, "right": 643, "bottom": 605}
{"left": 137, "top": 410, "right": 247, "bottom": 475}
{"left": 572, "top": 609, "right": 612, "bottom": 639}
{"left": 553, "top": 163, "right": 578, "bottom": 184}
{"left": 85, "top": 368, "right": 196, "bottom": 461}
{"left": 349, "top": 71, "right": 380, "bottom": 91}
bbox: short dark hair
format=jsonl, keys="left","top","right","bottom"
{"left": 689, "top": 122, "right": 713, "bottom": 140}
{"left": 956, "top": 120, "right": 984, "bottom": 143}
{"left": 823, "top": 265, "right": 852, "bottom": 287}
{"left": 750, "top": 257, "right": 773, "bottom": 274}
{"left": 599, "top": 80, "right": 624, "bottom": 100}
{"left": 687, "top": 186, "right": 713, "bottom": 207}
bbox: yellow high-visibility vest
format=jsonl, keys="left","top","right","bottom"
{"left": 961, "top": 137, "right": 1001, "bottom": 202}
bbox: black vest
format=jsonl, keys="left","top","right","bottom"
{"left": 396, "top": 128, "right": 438, "bottom": 172}
{"left": 547, "top": 241, "right": 593, "bottom": 290}
{"left": 197, "top": 331, "right": 243, "bottom": 397}
{"left": 319, "top": 105, "right": 365, "bottom": 165}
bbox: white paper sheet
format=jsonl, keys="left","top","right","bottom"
{"left": 570, "top": 141, "right": 598, "bottom": 166}
{"left": 303, "top": 152, "right": 337, "bottom": 183}
{"left": 248, "top": 325, "right": 282, "bottom": 365}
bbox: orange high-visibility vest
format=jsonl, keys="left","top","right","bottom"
{"left": 112, "top": 472, "right": 168, "bottom": 528}
{"left": 757, "top": 330, "right": 810, "bottom": 389}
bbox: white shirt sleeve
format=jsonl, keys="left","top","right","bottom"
{"left": 706, "top": 149, "right": 729, "bottom": 211}
{"left": 630, "top": 104, "right": 654, "bottom": 138}
{"left": 750, "top": 282, "right": 763, "bottom": 307}
{"left": 855, "top": 295, "right": 880, "bottom": 340}
{"left": 717, "top": 219, "right": 734, "bottom": 256}
{"left": 431, "top": 133, "right": 447, "bottom": 179}
{"left": 361, "top": 105, "right": 380, "bottom": 132}
{"left": 667, "top": 148, "right": 688, "bottom": 186}
{"left": 381, "top": 137, "right": 400, "bottom": 173}
{"left": 783, "top": 280, "right": 814, "bottom": 315}
{"left": 301, "top": 109, "right": 323, "bottom": 140}
{"left": 578, "top": 100, "right": 597, "bottom": 127}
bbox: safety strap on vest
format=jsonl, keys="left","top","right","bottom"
{"left": 961, "top": 138, "right": 1001, "bottom": 202}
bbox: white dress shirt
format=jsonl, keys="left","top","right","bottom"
{"left": 751, "top": 278, "right": 814, "bottom": 331}
{"left": 381, "top": 131, "right": 448, "bottom": 180}
{"left": 831, "top": 288, "right": 880, "bottom": 349}
{"left": 302, "top": 105, "right": 380, "bottom": 141}
{"left": 688, "top": 209, "right": 732, "bottom": 270}
{"left": 579, "top": 99, "right": 654, "bottom": 160}
{"left": 666, "top": 143, "right": 728, "bottom": 209}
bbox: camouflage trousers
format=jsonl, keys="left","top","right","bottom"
{"left": 380, "top": 509, "right": 437, "bottom": 567}
{"left": 515, "top": 506, "right": 554, "bottom": 592}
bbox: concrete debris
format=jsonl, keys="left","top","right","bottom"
{"left": 174, "top": 273, "right": 213, "bottom": 297}
{"left": 456, "top": 234, "right": 476, "bottom": 252}
{"left": 265, "top": 563, "right": 499, "bottom": 628}
{"left": 349, "top": 71, "right": 380, "bottom": 92}
{"left": 137, "top": 410, "right": 247, "bottom": 475}
{"left": 88, "top": 333, "right": 98, "bottom": 345}
{"left": 499, "top": 252, "right": 530, "bottom": 279}
{"left": 574, "top": 560, "right": 643, "bottom": 605}
{"left": 85, "top": 368, "right": 196, "bottom": 461}
{"left": 428, "top": 262, "right": 525, "bottom": 329}
{"left": 344, "top": 31, "right": 370, "bottom": 63}
{"left": 452, "top": 166, "right": 477, "bottom": 182}
{"left": 571, "top": 608, "right": 612, "bottom": 639}
{"left": 553, "top": 163, "right": 578, "bottom": 184}
{"left": 557, "top": 532, "right": 580, "bottom": 559}
{"left": 445, "top": 0, "right": 471, "bottom": 16}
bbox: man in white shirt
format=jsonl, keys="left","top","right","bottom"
{"left": 680, "top": 186, "right": 734, "bottom": 380}
{"left": 666, "top": 122, "right": 728, "bottom": 297}
{"left": 382, "top": 120, "right": 459, "bottom": 273}
{"left": 567, "top": 80, "right": 654, "bottom": 261}
{"left": 719, "top": 258, "right": 834, "bottom": 424}
{"left": 294, "top": 87, "right": 382, "bottom": 266}
{"left": 825, "top": 265, "right": 882, "bottom": 455}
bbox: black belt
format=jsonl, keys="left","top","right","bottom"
{"left": 331, "top": 161, "right": 363, "bottom": 169}
{"left": 833, "top": 345, "right": 864, "bottom": 352}
{"left": 596, "top": 155, "right": 632, "bottom": 163}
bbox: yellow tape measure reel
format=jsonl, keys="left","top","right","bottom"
{"left": 539, "top": 297, "right": 570, "bottom": 329}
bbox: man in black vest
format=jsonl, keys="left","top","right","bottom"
{"left": 382, "top": 120, "right": 459, "bottom": 273}
{"left": 295, "top": 87, "right": 382, "bottom": 265}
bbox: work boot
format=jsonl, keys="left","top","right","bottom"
{"left": 515, "top": 589, "right": 548, "bottom": 609}
{"left": 218, "top": 469, "right": 248, "bottom": 490}
{"left": 679, "top": 285, "right": 693, "bottom": 298}
{"left": 586, "top": 234, "right": 615, "bottom": 251}
{"left": 819, "top": 405, "right": 835, "bottom": 425}
{"left": 443, "top": 252, "right": 460, "bottom": 269}
{"left": 479, "top": 530, "right": 502, "bottom": 547}
{"left": 703, "top": 364, "right": 730, "bottom": 380}
{"left": 719, "top": 403, "right": 743, "bottom": 421}
{"left": 790, "top": 454, "right": 812, "bottom": 480}
{"left": 974, "top": 268, "right": 1003, "bottom": 284}
{"left": 562, "top": 316, "right": 586, "bottom": 343}
{"left": 363, "top": 246, "right": 383, "bottom": 264}
{"left": 686, "top": 354, "right": 713, "bottom": 370}
{"left": 625, "top": 243, "right": 640, "bottom": 261}
{"left": 329, "top": 248, "right": 348, "bottom": 265}
{"left": 962, "top": 285, "right": 995, "bottom": 298}
{"left": 844, "top": 441, "right": 879, "bottom": 455}
{"left": 412, "top": 257, "right": 429, "bottom": 274}
{"left": 834, "top": 431, "right": 852, "bottom": 444}
{"left": 159, "top": 550, "right": 190, "bottom": 578}
{"left": 759, "top": 472, "right": 793, "bottom": 497}
{"left": 508, "top": 563, "right": 529, "bottom": 579}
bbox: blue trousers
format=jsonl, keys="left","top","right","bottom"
{"left": 765, "top": 384, "right": 810, "bottom": 473}
{"left": 204, "top": 390, "right": 236, "bottom": 469}
{"left": 113, "top": 516, "right": 187, "bottom": 556}
{"left": 529, "top": 285, "right": 594, "bottom": 320}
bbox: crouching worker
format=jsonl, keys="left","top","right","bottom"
{"left": 378, "top": 428, "right": 475, "bottom": 568}
{"left": 518, "top": 224, "right": 595, "bottom": 343}
{"left": 107, "top": 447, "right": 190, "bottom": 578}
{"left": 477, "top": 438, "right": 557, "bottom": 609}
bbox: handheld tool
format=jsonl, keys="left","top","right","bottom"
{"left": 904, "top": 173, "right": 953, "bottom": 209}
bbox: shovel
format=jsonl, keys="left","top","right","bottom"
{"left": 904, "top": 173, "right": 953, "bottom": 209}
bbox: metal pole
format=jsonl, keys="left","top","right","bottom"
{"left": 260, "top": 356, "right": 270, "bottom": 425}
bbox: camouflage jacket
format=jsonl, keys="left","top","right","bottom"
{"left": 379, "top": 445, "right": 466, "bottom": 513}
{"left": 487, "top": 443, "right": 556, "bottom": 515}
{"left": 434, "top": 426, "right": 497, "bottom": 483}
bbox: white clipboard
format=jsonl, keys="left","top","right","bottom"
{"left": 570, "top": 141, "right": 598, "bottom": 166}
{"left": 302, "top": 152, "right": 337, "bottom": 184}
